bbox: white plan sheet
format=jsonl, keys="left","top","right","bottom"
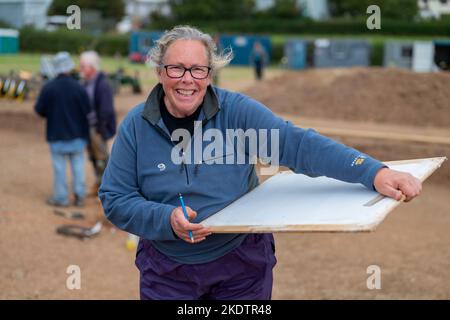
{"left": 201, "top": 157, "right": 446, "bottom": 233}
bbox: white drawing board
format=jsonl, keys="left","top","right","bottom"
{"left": 201, "top": 157, "right": 446, "bottom": 233}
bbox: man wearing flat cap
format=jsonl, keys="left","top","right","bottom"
{"left": 35, "top": 52, "right": 91, "bottom": 208}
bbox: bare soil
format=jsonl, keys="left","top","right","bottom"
{"left": 245, "top": 67, "right": 450, "bottom": 128}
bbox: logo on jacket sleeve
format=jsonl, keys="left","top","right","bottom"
{"left": 351, "top": 155, "right": 366, "bottom": 166}
{"left": 157, "top": 163, "right": 166, "bottom": 171}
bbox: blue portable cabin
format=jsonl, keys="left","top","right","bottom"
{"left": 0, "top": 29, "right": 19, "bottom": 54}
{"left": 383, "top": 41, "right": 413, "bottom": 69}
{"left": 284, "top": 39, "right": 307, "bottom": 70}
{"left": 314, "top": 39, "right": 370, "bottom": 68}
{"left": 219, "top": 35, "right": 271, "bottom": 66}
{"left": 129, "top": 31, "right": 162, "bottom": 62}
{"left": 433, "top": 39, "right": 450, "bottom": 71}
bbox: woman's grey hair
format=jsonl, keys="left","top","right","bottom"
{"left": 149, "top": 25, "right": 233, "bottom": 72}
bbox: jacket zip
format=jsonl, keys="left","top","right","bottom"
{"left": 153, "top": 124, "right": 190, "bottom": 185}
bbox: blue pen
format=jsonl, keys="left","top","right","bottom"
{"left": 179, "top": 193, "right": 194, "bottom": 243}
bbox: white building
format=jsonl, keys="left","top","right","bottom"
{"left": 0, "top": 0, "right": 52, "bottom": 29}
{"left": 418, "top": 0, "right": 450, "bottom": 19}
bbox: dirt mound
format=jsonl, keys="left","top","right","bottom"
{"left": 244, "top": 67, "right": 450, "bottom": 128}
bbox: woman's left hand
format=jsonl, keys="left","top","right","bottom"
{"left": 373, "top": 167, "right": 422, "bottom": 202}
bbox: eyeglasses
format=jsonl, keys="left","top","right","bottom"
{"left": 162, "top": 65, "right": 211, "bottom": 80}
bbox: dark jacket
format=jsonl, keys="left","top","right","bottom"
{"left": 91, "top": 72, "right": 116, "bottom": 140}
{"left": 34, "top": 74, "right": 90, "bottom": 142}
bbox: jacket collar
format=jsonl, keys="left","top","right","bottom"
{"left": 94, "top": 71, "right": 104, "bottom": 86}
{"left": 141, "top": 83, "right": 220, "bottom": 126}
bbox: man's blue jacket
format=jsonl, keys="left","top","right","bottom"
{"left": 35, "top": 74, "right": 90, "bottom": 142}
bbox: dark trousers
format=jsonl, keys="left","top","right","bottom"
{"left": 87, "top": 128, "right": 109, "bottom": 186}
{"left": 254, "top": 61, "right": 264, "bottom": 80}
{"left": 136, "top": 234, "right": 277, "bottom": 300}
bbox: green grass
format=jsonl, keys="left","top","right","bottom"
{"left": 0, "top": 53, "right": 278, "bottom": 87}
{"left": 218, "top": 66, "right": 256, "bottom": 81}
{"left": 0, "top": 53, "right": 148, "bottom": 74}
{"left": 0, "top": 53, "right": 158, "bottom": 86}
{"left": 0, "top": 53, "right": 42, "bottom": 73}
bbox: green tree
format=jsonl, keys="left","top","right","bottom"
{"left": 48, "top": 0, "right": 72, "bottom": 16}
{"left": 380, "top": 0, "right": 418, "bottom": 20}
{"left": 168, "top": 0, "right": 255, "bottom": 21}
{"left": 328, "top": 0, "right": 366, "bottom": 17}
{"left": 269, "top": 0, "right": 301, "bottom": 19}
{"left": 0, "top": 19, "right": 13, "bottom": 28}
{"left": 328, "top": 0, "right": 417, "bottom": 20}
{"left": 48, "top": 0, "right": 124, "bottom": 21}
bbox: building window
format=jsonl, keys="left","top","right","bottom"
{"left": 401, "top": 47, "right": 413, "bottom": 58}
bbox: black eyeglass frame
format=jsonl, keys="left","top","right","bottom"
{"left": 162, "top": 64, "right": 212, "bottom": 80}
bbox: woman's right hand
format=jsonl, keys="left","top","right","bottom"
{"left": 170, "top": 206, "right": 212, "bottom": 244}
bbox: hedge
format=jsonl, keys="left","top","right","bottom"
{"left": 19, "top": 27, "right": 128, "bottom": 55}
{"left": 151, "top": 18, "right": 450, "bottom": 37}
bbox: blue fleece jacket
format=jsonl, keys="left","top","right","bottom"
{"left": 99, "top": 84, "right": 385, "bottom": 264}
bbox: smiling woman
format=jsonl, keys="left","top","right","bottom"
{"left": 148, "top": 26, "right": 232, "bottom": 118}
{"left": 156, "top": 39, "right": 211, "bottom": 118}
{"left": 98, "top": 25, "right": 422, "bottom": 301}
